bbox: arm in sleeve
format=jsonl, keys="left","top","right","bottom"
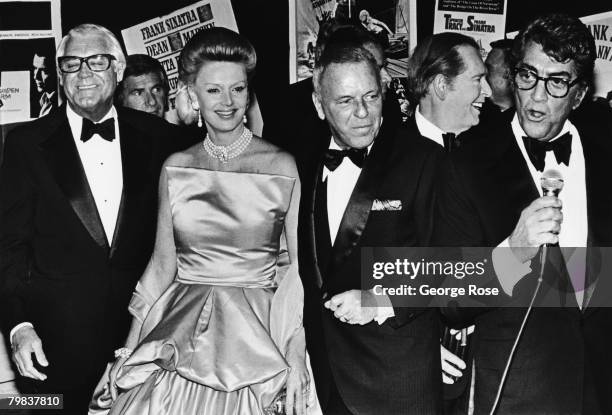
{"left": 0, "top": 135, "right": 35, "bottom": 334}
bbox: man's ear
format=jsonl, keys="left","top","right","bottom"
{"left": 572, "top": 84, "right": 588, "bottom": 110}
{"left": 431, "top": 74, "right": 449, "bottom": 100}
{"left": 312, "top": 91, "right": 326, "bottom": 120}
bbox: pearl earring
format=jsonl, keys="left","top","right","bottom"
{"left": 243, "top": 115, "right": 247, "bottom": 125}
{"left": 198, "top": 109, "right": 203, "bottom": 128}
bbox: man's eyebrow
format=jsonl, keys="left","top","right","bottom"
{"left": 546, "top": 70, "right": 572, "bottom": 78}
{"left": 518, "top": 63, "right": 572, "bottom": 78}
{"left": 517, "top": 62, "right": 537, "bottom": 71}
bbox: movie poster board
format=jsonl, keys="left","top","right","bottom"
{"left": 0, "top": 0, "right": 62, "bottom": 125}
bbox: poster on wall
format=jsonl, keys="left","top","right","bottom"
{"left": 289, "top": 0, "right": 416, "bottom": 84}
{"left": 121, "top": 0, "right": 263, "bottom": 135}
{"left": 0, "top": 0, "right": 62, "bottom": 125}
{"left": 581, "top": 11, "right": 612, "bottom": 101}
{"left": 433, "top": 0, "right": 507, "bottom": 58}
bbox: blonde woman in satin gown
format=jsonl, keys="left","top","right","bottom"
{"left": 90, "top": 27, "right": 319, "bottom": 415}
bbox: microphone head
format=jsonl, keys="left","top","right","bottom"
{"left": 541, "top": 169, "right": 564, "bottom": 197}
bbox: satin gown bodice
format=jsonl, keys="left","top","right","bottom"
{"left": 167, "top": 167, "right": 295, "bottom": 288}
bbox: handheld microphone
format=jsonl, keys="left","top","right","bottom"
{"left": 541, "top": 169, "right": 564, "bottom": 197}
{"left": 489, "top": 170, "right": 563, "bottom": 415}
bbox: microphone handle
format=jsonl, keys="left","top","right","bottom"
{"left": 489, "top": 245, "right": 547, "bottom": 415}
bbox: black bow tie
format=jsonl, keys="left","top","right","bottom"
{"left": 522, "top": 132, "right": 572, "bottom": 172}
{"left": 81, "top": 118, "right": 115, "bottom": 142}
{"left": 442, "top": 132, "right": 460, "bottom": 152}
{"left": 323, "top": 148, "right": 368, "bottom": 171}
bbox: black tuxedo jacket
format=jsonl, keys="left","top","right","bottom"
{"left": 435, "top": 101, "right": 612, "bottom": 414}
{"left": 0, "top": 106, "right": 195, "bottom": 391}
{"left": 298, "top": 121, "right": 443, "bottom": 414}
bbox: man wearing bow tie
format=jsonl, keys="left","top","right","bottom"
{"left": 405, "top": 33, "right": 492, "bottom": 405}
{"left": 435, "top": 14, "right": 612, "bottom": 414}
{"left": 0, "top": 24, "right": 182, "bottom": 413}
{"left": 406, "top": 32, "right": 491, "bottom": 154}
{"left": 298, "top": 39, "right": 443, "bottom": 414}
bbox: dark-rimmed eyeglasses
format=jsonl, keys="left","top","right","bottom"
{"left": 513, "top": 67, "right": 581, "bottom": 98}
{"left": 58, "top": 54, "right": 116, "bottom": 74}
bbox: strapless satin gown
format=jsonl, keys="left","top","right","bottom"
{"left": 106, "top": 167, "right": 301, "bottom": 414}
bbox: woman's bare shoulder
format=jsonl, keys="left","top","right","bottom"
{"left": 163, "top": 142, "right": 202, "bottom": 168}
{"left": 249, "top": 137, "right": 298, "bottom": 178}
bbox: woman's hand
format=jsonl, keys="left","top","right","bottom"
{"left": 109, "top": 356, "right": 129, "bottom": 401}
{"left": 285, "top": 344, "right": 310, "bottom": 415}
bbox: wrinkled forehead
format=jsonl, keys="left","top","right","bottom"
{"left": 62, "top": 32, "right": 111, "bottom": 57}
{"left": 324, "top": 60, "right": 378, "bottom": 81}
{"left": 320, "top": 61, "right": 380, "bottom": 98}
{"left": 125, "top": 72, "right": 165, "bottom": 88}
{"left": 518, "top": 41, "right": 578, "bottom": 77}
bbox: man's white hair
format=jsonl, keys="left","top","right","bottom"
{"left": 56, "top": 23, "right": 126, "bottom": 66}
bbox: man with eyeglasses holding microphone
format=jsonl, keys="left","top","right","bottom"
{"left": 0, "top": 23, "right": 180, "bottom": 413}
{"left": 435, "top": 13, "right": 612, "bottom": 414}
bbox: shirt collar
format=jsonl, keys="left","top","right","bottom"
{"left": 322, "top": 136, "right": 373, "bottom": 180}
{"left": 67, "top": 104, "right": 117, "bottom": 143}
{"left": 511, "top": 113, "right": 572, "bottom": 145}
{"left": 414, "top": 105, "right": 446, "bottom": 147}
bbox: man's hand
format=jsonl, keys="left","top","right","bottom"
{"left": 441, "top": 344, "right": 466, "bottom": 384}
{"left": 509, "top": 196, "right": 562, "bottom": 263}
{"left": 324, "top": 289, "right": 377, "bottom": 325}
{"left": 11, "top": 326, "right": 48, "bottom": 381}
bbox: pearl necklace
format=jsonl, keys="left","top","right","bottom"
{"left": 203, "top": 127, "right": 253, "bottom": 162}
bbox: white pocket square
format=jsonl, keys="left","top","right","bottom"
{"left": 372, "top": 199, "right": 402, "bottom": 211}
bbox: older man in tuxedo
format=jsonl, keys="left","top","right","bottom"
{"left": 0, "top": 23, "right": 187, "bottom": 413}
{"left": 298, "top": 39, "right": 443, "bottom": 414}
{"left": 436, "top": 14, "right": 612, "bottom": 414}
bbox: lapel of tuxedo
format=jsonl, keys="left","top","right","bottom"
{"left": 327, "top": 126, "right": 394, "bottom": 278}
{"left": 109, "top": 112, "right": 149, "bottom": 257}
{"left": 39, "top": 111, "right": 109, "bottom": 251}
{"left": 489, "top": 122, "right": 540, "bottom": 241}
{"left": 498, "top": 124, "right": 581, "bottom": 310}
{"left": 308, "top": 157, "right": 328, "bottom": 289}
{"left": 572, "top": 114, "right": 612, "bottom": 314}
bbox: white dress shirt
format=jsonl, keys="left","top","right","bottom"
{"left": 11, "top": 106, "right": 123, "bottom": 344}
{"left": 322, "top": 139, "right": 371, "bottom": 243}
{"left": 414, "top": 105, "right": 446, "bottom": 147}
{"left": 323, "top": 137, "right": 393, "bottom": 323}
{"left": 67, "top": 104, "right": 123, "bottom": 243}
{"left": 493, "top": 114, "right": 587, "bottom": 306}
